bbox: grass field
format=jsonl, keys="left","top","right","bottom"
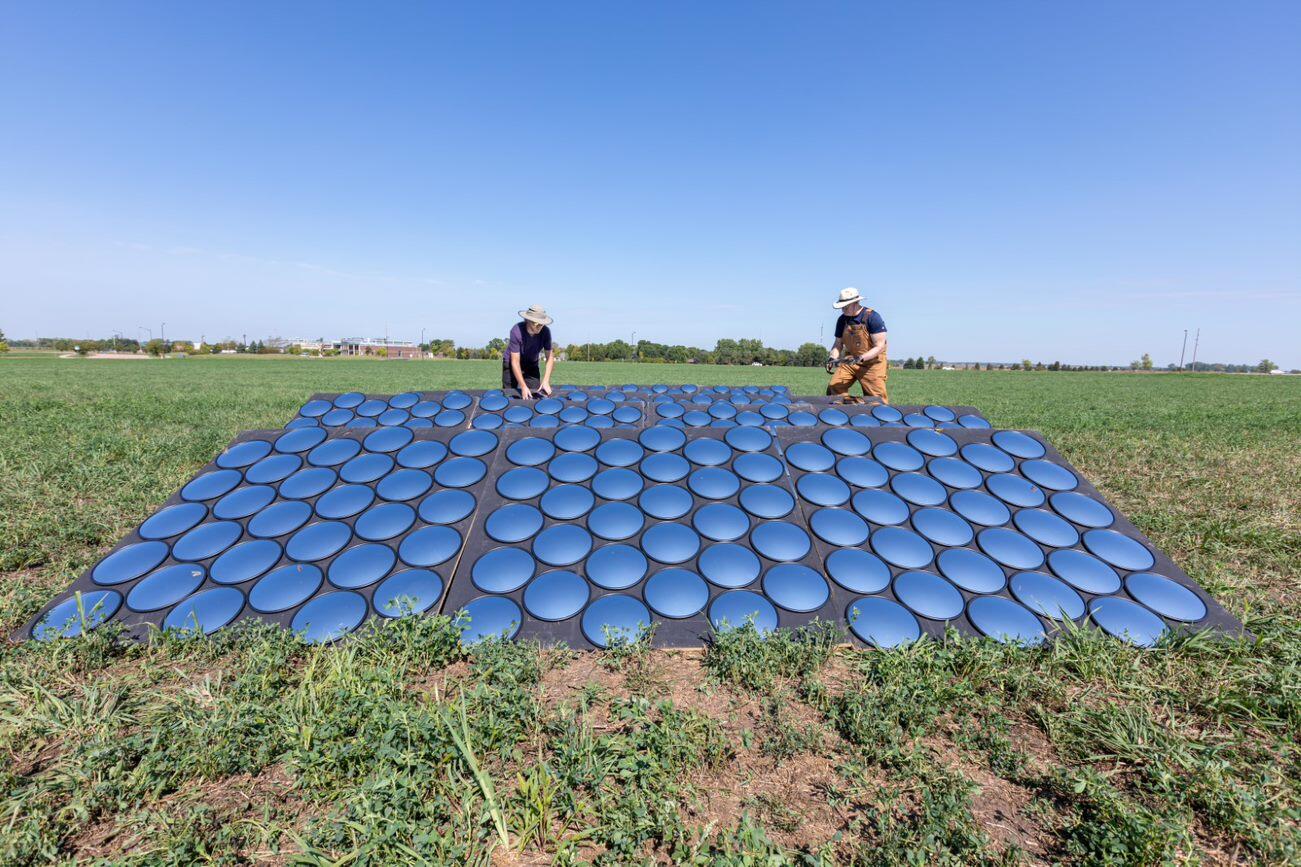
{"left": 1, "top": 354, "right": 1298, "bottom": 864}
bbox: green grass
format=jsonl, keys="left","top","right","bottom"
{"left": 1, "top": 354, "right": 1298, "bottom": 863}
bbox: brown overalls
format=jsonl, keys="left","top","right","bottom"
{"left": 827, "top": 308, "right": 888, "bottom": 404}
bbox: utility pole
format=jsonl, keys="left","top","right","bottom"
{"left": 631, "top": 331, "right": 637, "bottom": 361}
{"left": 1178, "top": 330, "right": 1187, "bottom": 372}
{"left": 161, "top": 322, "right": 166, "bottom": 345}
{"left": 1191, "top": 329, "right": 1200, "bottom": 370}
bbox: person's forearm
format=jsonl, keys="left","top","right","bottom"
{"left": 510, "top": 353, "right": 526, "bottom": 385}
{"left": 829, "top": 339, "right": 842, "bottom": 359}
{"left": 859, "top": 342, "right": 885, "bottom": 362}
{"left": 542, "top": 353, "right": 555, "bottom": 382}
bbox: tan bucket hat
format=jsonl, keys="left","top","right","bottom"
{"left": 519, "top": 305, "right": 553, "bottom": 326}
{"left": 833, "top": 287, "right": 863, "bottom": 309}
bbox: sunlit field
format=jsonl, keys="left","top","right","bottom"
{"left": 1, "top": 353, "right": 1297, "bottom": 863}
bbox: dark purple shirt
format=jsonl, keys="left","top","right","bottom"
{"left": 507, "top": 322, "right": 552, "bottom": 365}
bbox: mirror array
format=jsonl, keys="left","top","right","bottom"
{"left": 28, "top": 383, "right": 1238, "bottom": 652}
{"left": 287, "top": 391, "right": 479, "bottom": 430}
{"left": 445, "top": 426, "right": 842, "bottom": 648}
{"left": 26, "top": 427, "right": 500, "bottom": 644}
{"left": 776, "top": 426, "right": 1240, "bottom": 648}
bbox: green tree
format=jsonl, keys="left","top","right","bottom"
{"left": 0, "top": 326, "right": 8, "bottom": 353}
{"left": 1141, "top": 353, "right": 1154, "bottom": 370}
{"left": 145, "top": 339, "right": 166, "bottom": 357}
{"left": 1021, "top": 359, "right": 1032, "bottom": 371}
{"left": 795, "top": 342, "right": 825, "bottom": 367}
{"left": 1257, "top": 359, "right": 1278, "bottom": 373}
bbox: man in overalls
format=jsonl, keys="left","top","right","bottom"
{"left": 826, "top": 287, "right": 889, "bottom": 403}
{"left": 502, "top": 305, "right": 556, "bottom": 399}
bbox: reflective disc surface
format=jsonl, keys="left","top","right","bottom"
{"left": 523, "top": 570, "right": 590, "bottom": 620}
{"left": 893, "top": 571, "right": 964, "bottom": 620}
{"left": 763, "top": 564, "right": 829, "bottom": 612}
{"left": 644, "top": 569, "right": 709, "bottom": 618}
{"left": 846, "top": 596, "right": 920, "bottom": 648}
{"left": 966, "top": 596, "right": 1045, "bottom": 645}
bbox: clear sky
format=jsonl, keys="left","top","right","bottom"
{"left": 2, "top": 1, "right": 1298, "bottom": 367}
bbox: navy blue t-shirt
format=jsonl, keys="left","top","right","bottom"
{"left": 834, "top": 308, "right": 887, "bottom": 339}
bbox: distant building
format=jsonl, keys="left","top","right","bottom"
{"left": 338, "top": 337, "right": 422, "bottom": 359}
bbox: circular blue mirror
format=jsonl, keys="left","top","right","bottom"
{"left": 966, "top": 596, "right": 1044, "bottom": 645}
{"left": 763, "top": 564, "right": 829, "bottom": 612}
{"left": 1049, "top": 492, "right": 1114, "bottom": 528}
{"left": 810, "top": 508, "right": 869, "bottom": 547}
{"left": 588, "top": 502, "right": 645, "bottom": 541}
{"left": 308, "top": 438, "right": 362, "bottom": 468}
{"left": 785, "top": 443, "right": 835, "bottom": 472}
{"left": 640, "top": 453, "right": 690, "bottom": 483}
{"left": 376, "top": 468, "right": 433, "bottom": 502}
{"left": 750, "top": 521, "right": 811, "bottom": 562}
{"left": 1047, "top": 549, "right": 1121, "bottom": 594}
{"left": 397, "top": 525, "right": 461, "bottom": 567}
{"left": 851, "top": 488, "right": 911, "bottom": 525}
{"left": 640, "top": 522, "right": 700, "bottom": 564}
{"left": 340, "top": 454, "right": 393, "bottom": 485}
{"left": 739, "top": 484, "right": 795, "bottom": 519}
{"left": 449, "top": 430, "right": 498, "bottom": 458}
{"left": 796, "top": 473, "right": 851, "bottom": 507}
{"left": 485, "top": 504, "right": 544, "bottom": 544}
{"left": 497, "top": 466, "right": 549, "bottom": 501}
{"left": 733, "top": 453, "right": 783, "bottom": 483}
{"left": 688, "top": 467, "right": 740, "bottom": 500}
{"left": 639, "top": 485, "right": 694, "bottom": 520}
{"left": 911, "top": 508, "right": 974, "bottom": 546}
{"left": 549, "top": 452, "right": 598, "bottom": 483}
{"left": 248, "top": 501, "right": 311, "bottom": 538}
{"left": 960, "top": 443, "right": 1014, "bottom": 473}
{"left": 1010, "top": 571, "right": 1084, "bottom": 620}
{"left": 210, "top": 539, "right": 281, "bottom": 584}
{"left": 825, "top": 548, "right": 890, "bottom": 593}
{"left": 292, "top": 591, "right": 368, "bottom": 643}
{"left": 927, "top": 458, "right": 982, "bottom": 490}
{"left": 533, "top": 524, "right": 593, "bottom": 567}
{"left": 139, "top": 503, "right": 207, "bottom": 540}
{"left": 592, "top": 468, "right": 643, "bottom": 501}
{"left": 890, "top": 473, "right": 947, "bottom": 506}
{"left": 640, "top": 425, "right": 687, "bottom": 452}
{"left": 1013, "top": 509, "right": 1079, "bottom": 548}
{"left": 33, "top": 591, "right": 122, "bottom": 639}
{"left": 541, "top": 484, "right": 595, "bottom": 520}
{"left": 555, "top": 426, "right": 602, "bottom": 453}
{"left": 418, "top": 489, "right": 476, "bottom": 525}
{"left": 1083, "top": 530, "right": 1155, "bottom": 571}
{"left": 874, "top": 442, "right": 924, "bottom": 472}
{"left": 992, "top": 431, "right": 1045, "bottom": 459}
{"left": 986, "top": 473, "right": 1045, "bottom": 508}
{"left": 977, "top": 528, "right": 1044, "bottom": 570}
{"left": 846, "top": 596, "right": 919, "bottom": 648}
{"left": 164, "top": 587, "right": 244, "bottom": 635}
{"left": 396, "top": 440, "right": 447, "bottom": 469}
{"left": 507, "top": 437, "right": 555, "bottom": 467}
{"left": 693, "top": 503, "right": 750, "bottom": 542}
{"left": 583, "top": 595, "right": 651, "bottom": 647}
{"left": 950, "top": 490, "right": 1010, "bottom": 527}
{"left": 524, "top": 570, "right": 590, "bottom": 620}
{"left": 354, "top": 503, "right": 415, "bottom": 541}
{"left": 327, "top": 543, "right": 396, "bottom": 589}
{"left": 698, "top": 543, "right": 761, "bottom": 588}
{"left": 586, "top": 544, "right": 647, "bottom": 590}
{"left": 472, "top": 547, "right": 535, "bottom": 593}
{"left": 870, "top": 526, "right": 933, "bottom": 569}
{"left": 936, "top": 547, "right": 1005, "bottom": 593}
{"left": 1125, "top": 573, "right": 1206, "bottom": 622}
{"left": 181, "top": 469, "right": 243, "bottom": 502}
{"left": 893, "top": 571, "right": 964, "bottom": 620}
{"left": 457, "top": 596, "right": 522, "bottom": 644}
{"left": 684, "top": 439, "right": 732, "bottom": 467}
{"left": 710, "top": 590, "right": 778, "bottom": 634}
{"left": 217, "top": 440, "right": 273, "bottom": 468}
{"left": 907, "top": 429, "right": 957, "bottom": 457}
{"left": 434, "top": 457, "right": 486, "bottom": 488}
{"left": 1020, "top": 460, "right": 1077, "bottom": 492}
{"left": 249, "top": 563, "right": 322, "bottom": 613}
{"left": 275, "top": 427, "right": 327, "bottom": 454}
{"left": 837, "top": 457, "right": 889, "bottom": 488}
{"left": 1089, "top": 596, "right": 1168, "bottom": 647}
{"left": 286, "top": 521, "right": 352, "bottom": 562}
{"left": 644, "top": 569, "right": 709, "bottom": 618}
{"left": 822, "top": 428, "right": 871, "bottom": 456}
{"left": 245, "top": 454, "right": 301, "bottom": 484}
{"left": 127, "top": 563, "right": 206, "bottom": 612}
{"left": 172, "top": 522, "right": 242, "bottom": 562}
{"left": 315, "top": 484, "right": 375, "bottom": 519}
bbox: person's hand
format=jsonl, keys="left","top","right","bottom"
{"left": 538, "top": 381, "right": 553, "bottom": 396}
{"left": 824, "top": 356, "right": 837, "bottom": 375}
{"left": 856, "top": 353, "right": 872, "bottom": 363}
{"left": 520, "top": 385, "right": 533, "bottom": 400}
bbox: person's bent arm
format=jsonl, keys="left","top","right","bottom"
{"left": 540, "top": 349, "right": 555, "bottom": 394}
{"left": 510, "top": 352, "right": 532, "bottom": 399}
{"left": 858, "top": 332, "right": 887, "bottom": 363}
{"left": 829, "top": 336, "right": 843, "bottom": 361}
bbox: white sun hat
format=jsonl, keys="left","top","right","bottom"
{"left": 833, "top": 287, "right": 863, "bottom": 309}
{"left": 518, "top": 305, "right": 553, "bottom": 326}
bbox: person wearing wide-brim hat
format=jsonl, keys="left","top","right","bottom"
{"left": 826, "top": 287, "right": 890, "bottom": 403}
{"left": 502, "top": 305, "right": 556, "bottom": 399}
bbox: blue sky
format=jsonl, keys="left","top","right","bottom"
{"left": 2, "top": 1, "right": 1298, "bottom": 367}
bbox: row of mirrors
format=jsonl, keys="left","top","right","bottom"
{"left": 285, "top": 389, "right": 993, "bottom": 434}
{"left": 26, "top": 391, "right": 1238, "bottom": 651}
